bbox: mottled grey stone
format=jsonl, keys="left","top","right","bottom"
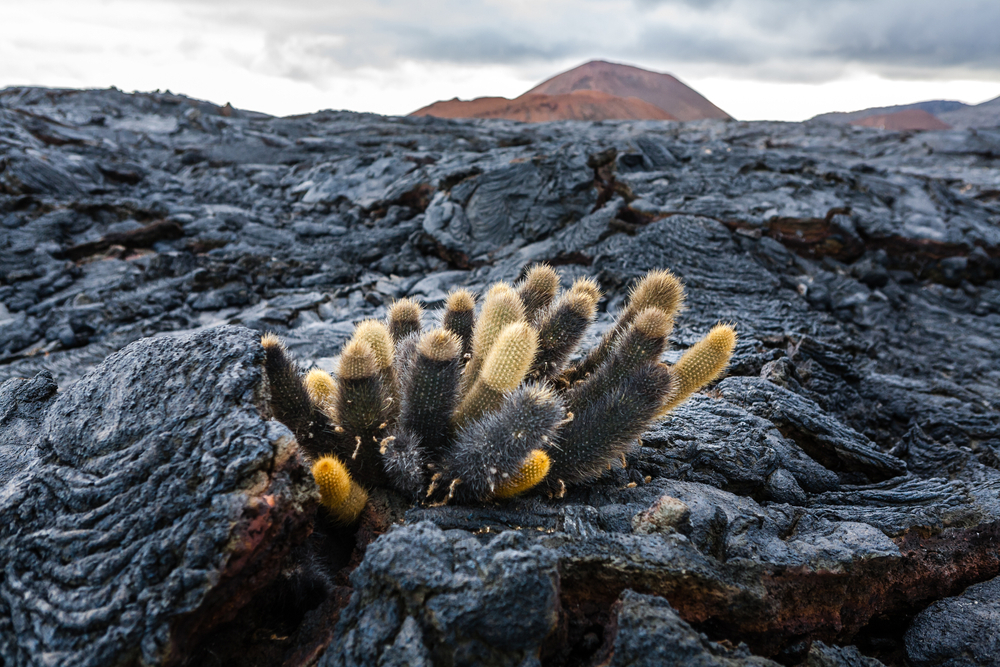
{"left": 905, "top": 576, "right": 1000, "bottom": 667}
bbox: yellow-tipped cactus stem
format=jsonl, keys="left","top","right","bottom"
{"left": 494, "top": 449, "right": 552, "bottom": 499}
{"left": 481, "top": 322, "right": 538, "bottom": 392}
{"left": 517, "top": 264, "right": 560, "bottom": 322}
{"left": 568, "top": 276, "right": 602, "bottom": 304}
{"left": 261, "top": 332, "right": 317, "bottom": 445}
{"left": 463, "top": 283, "right": 525, "bottom": 391}
{"left": 624, "top": 269, "right": 685, "bottom": 322}
{"left": 571, "top": 270, "right": 684, "bottom": 381}
{"left": 387, "top": 298, "right": 423, "bottom": 343}
{"left": 351, "top": 320, "right": 394, "bottom": 371}
{"left": 313, "top": 455, "right": 368, "bottom": 523}
{"left": 312, "top": 455, "right": 351, "bottom": 508}
{"left": 530, "top": 290, "right": 598, "bottom": 380}
{"left": 454, "top": 322, "right": 538, "bottom": 428}
{"left": 304, "top": 368, "right": 338, "bottom": 411}
{"left": 351, "top": 319, "right": 398, "bottom": 400}
{"left": 443, "top": 289, "right": 476, "bottom": 357}
{"left": 339, "top": 339, "right": 378, "bottom": 380}
{"left": 446, "top": 289, "right": 475, "bottom": 313}
{"left": 261, "top": 332, "right": 284, "bottom": 351}
{"left": 659, "top": 324, "right": 737, "bottom": 416}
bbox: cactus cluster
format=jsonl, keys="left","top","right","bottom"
{"left": 262, "top": 267, "right": 736, "bottom": 523}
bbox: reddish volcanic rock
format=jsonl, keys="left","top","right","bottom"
{"left": 410, "top": 89, "right": 677, "bottom": 123}
{"left": 524, "top": 60, "right": 730, "bottom": 121}
{"left": 850, "top": 109, "right": 951, "bottom": 131}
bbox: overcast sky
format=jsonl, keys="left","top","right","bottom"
{"left": 2, "top": 0, "right": 999, "bottom": 120}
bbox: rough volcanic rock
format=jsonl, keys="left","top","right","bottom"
{"left": 598, "top": 590, "right": 781, "bottom": 667}
{"left": 1, "top": 86, "right": 1000, "bottom": 666}
{"left": 904, "top": 576, "right": 1000, "bottom": 667}
{"left": 0, "top": 326, "right": 314, "bottom": 666}
{"left": 320, "top": 522, "right": 559, "bottom": 667}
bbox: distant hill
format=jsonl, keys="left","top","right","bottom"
{"left": 812, "top": 100, "right": 968, "bottom": 125}
{"left": 409, "top": 60, "right": 728, "bottom": 123}
{"left": 813, "top": 95, "right": 1000, "bottom": 129}
{"left": 410, "top": 90, "right": 676, "bottom": 123}
{"left": 849, "top": 109, "right": 951, "bottom": 131}
{"left": 939, "top": 95, "right": 1000, "bottom": 129}
{"left": 523, "top": 60, "right": 730, "bottom": 122}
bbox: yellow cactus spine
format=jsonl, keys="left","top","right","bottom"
{"left": 453, "top": 322, "right": 538, "bottom": 428}
{"left": 338, "top": 339, "right": 377, "bottom": 381}
{"left": 387, "top": 298, "right": 424, "bottom": 343}
{"left": 351, "top": 320, "right": 394, "bottom": 372}
{"left": 568, "top": 276, "right": 602, "bottom": 304}
{"left": 659, "top": 324, "right": 737, "bottom": 416}
{"left": 623, "top": 269, "right": 684, "bottom": 323}
{"left": 304, "top": 369, "right": 337, "bottom": 412}
{"left": 462, "top": 283, "right": 525, "bottom": 391}
{"left": 494, "top": 449, "right": 552, "bottom": 499}
{"left": 350, "top": 319, "right": 397, "bottom": 401}
{"left": 312, "top": 455, "right": 368, "bottom": 524}
{"left": 516, "top": 263, "right": 560, "bottom": 322}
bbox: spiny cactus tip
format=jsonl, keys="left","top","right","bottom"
{"left": 312, "top": 455, "right": 352, "bottom": 509}
{"left": 628, "top": 269, "right": 684, "bottom": 318}
{"left": 261, "top": 332, "right": 284, "bottom": 350}
{"left": 352, "top": 319, "right": 394, "bottom": 369}
{"left": 389, "top": 298, "right": 423, "bottom": 321}
{"left": 304, "top": 369, "right": 337, "bottom": 407}
{"left": 520, "top": 264, "right": 559, "bottom": 296}
{"left": 485, "top": 281, "right": 515, "bottom": 299}
{"left": 446, "top": 288, "right": 475, "bottom": 312}
{"left": 569, "top": 276, "right": 602, "bottom": 304}
{"left": 339, "top": 339, "right": 377, "bottom": 380}
{"left": 565, "top": 290, "right": 599, "bottom": 319}
{"left": 494, "top": 449, "right": 551, "bottom": 499}
{"left": 633, "top": 307, "right": 672, "bottom": 339}
{"left": 417, "top": 329, "right": 461, "bottom": 362}
{"left": 707, "top": 323, "right": 737, "bottom": 352}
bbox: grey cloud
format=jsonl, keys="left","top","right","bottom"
{"left": 629, "top": 0, "right": 1000, "bottom": 77}
{"left": 400, "top": 30, "right": 585, "bottom": 65}
{"left": 164, "top": 0, "right": 1000, "bottom": 85}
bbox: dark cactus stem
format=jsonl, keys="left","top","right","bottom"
{"left": 568, "top": 269, "right": 683, "bottom": 383}
{"left": 442, "top": 289, "right": 475, "bottom": 360}
{"left": 387, "top": 298, "right": 423, "bottom": 344}
{"left": 516, "top": 263, "right": 560, "bottom": 323}
{"left": 546, "top": 362, "right": 674, "bottom": 490}
{"left": 336, "top": 340, "right": 390, "bottom": 485}
{"left": 529, "top": 291, "right": 597, "bottom": 381}
{"left": 565, "top": 308, "right": 671, "bottom": 410}
{"left": 399, "top": 329, "right": 462, "bottom": 461}
{"left": 380, "top": 428, "right": 427, "bottom": 498}
{"left": 443, "top": 383, "right": 565, "bottom": 503}
{"left": 261, "top": 333, "right": 335, "bottom": 458}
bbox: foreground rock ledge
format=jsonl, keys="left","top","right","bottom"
{"left": 3, "top": 324, "right": 1000, "bottom": 666}
{"left": 0, "top": 326, "right": 314, "bottom": 666}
